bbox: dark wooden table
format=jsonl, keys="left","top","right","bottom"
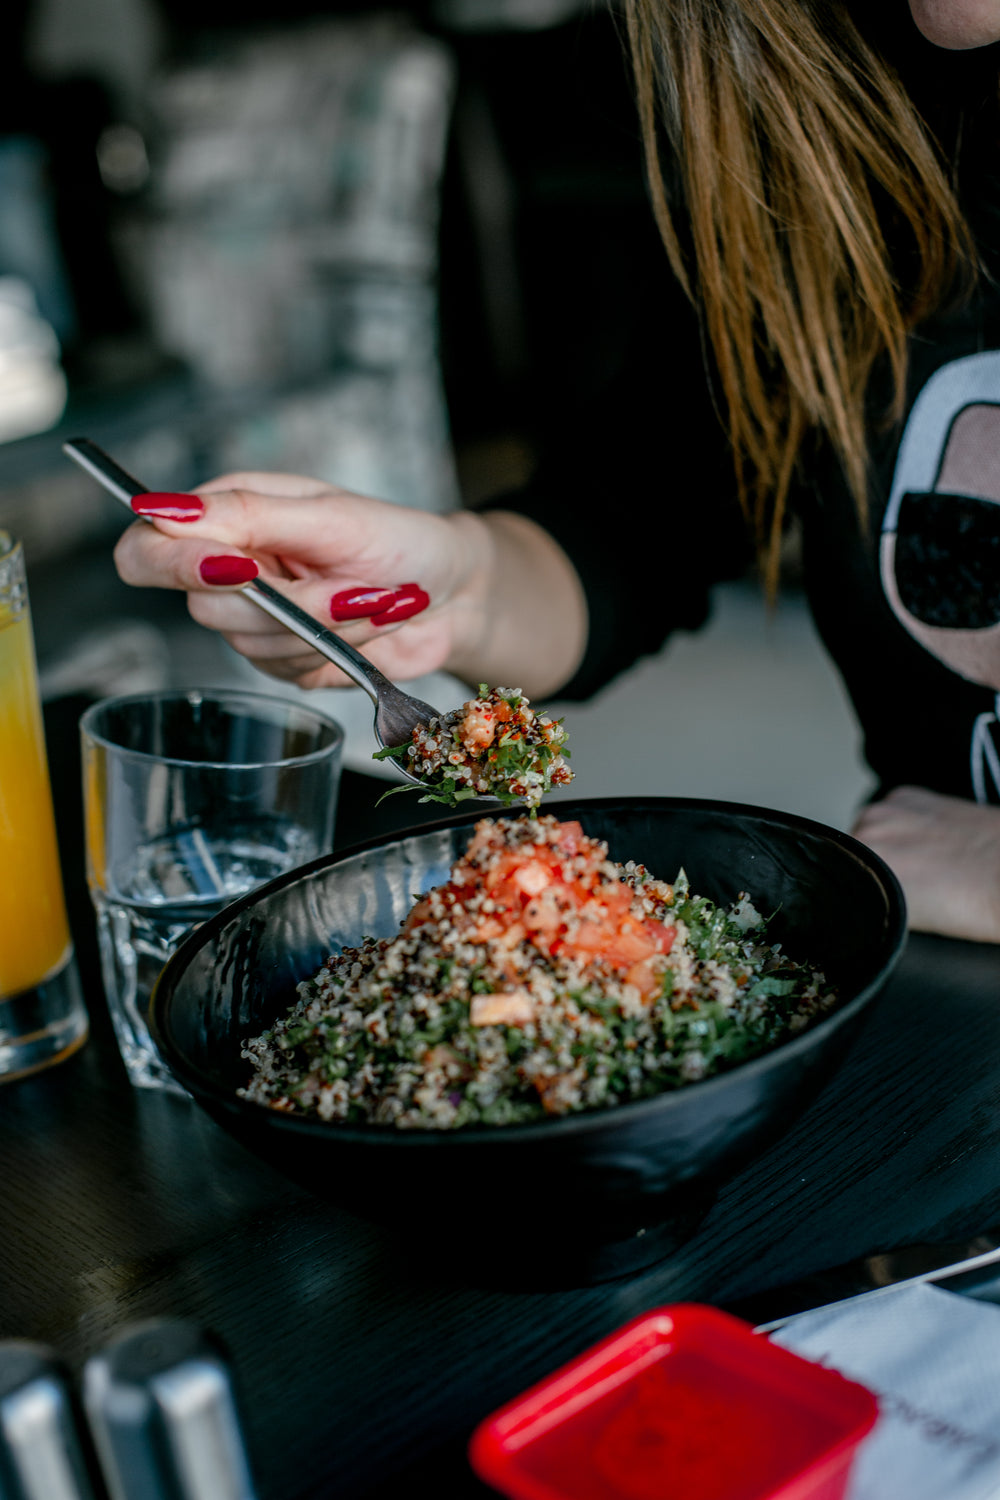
{"left": 5, "top": 709, "right": 1000, "bottom": 1498}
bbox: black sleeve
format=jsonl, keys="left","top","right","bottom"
{"left": 481, "top": 265, "right": 754, "bottom": 701}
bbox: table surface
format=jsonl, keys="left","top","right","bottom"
{"left": 5, "top": 715, "right": 1000, "bottom": 1499}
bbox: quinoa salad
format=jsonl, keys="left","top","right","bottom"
{"left": 373, "top": 685, "right": 574, "bottom": 811}
{"left": 239, "top": 814, "right": 839, "bottom": 1130}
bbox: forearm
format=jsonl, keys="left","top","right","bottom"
{"left": 445, "top": 510, "right": 589, "bottom": 700}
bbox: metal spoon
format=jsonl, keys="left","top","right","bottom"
{"left": 62, "top": 437, "right": 442, "bottom": 778}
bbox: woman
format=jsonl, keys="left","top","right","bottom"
{"left": 116, "top": 0, "right": 1000, "bottom": 940}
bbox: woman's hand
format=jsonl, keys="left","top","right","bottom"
{"left": 851, "top": 785, "right": 1000, "bottom": 943}
{"left": 113, "top": 471, "right": 587, "bottom": 699}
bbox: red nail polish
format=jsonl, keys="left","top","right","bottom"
{"left": 199, "top": 555, "right": 259, "bottom": 586}
{"left": 131, "top": 492, "right": 205, "bottom": 521}
{"left": 371, "top": 584, "right": 430, "bottom": 626}
{"left": 329, "top": 585, "right": 400, "bottom": 621}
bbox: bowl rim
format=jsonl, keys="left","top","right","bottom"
{"left": 150, "top": 794, "right": 908, "bottom": 1146}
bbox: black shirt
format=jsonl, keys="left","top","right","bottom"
{"left": 489, "top": 26, "right": 1000, "bottom": 806}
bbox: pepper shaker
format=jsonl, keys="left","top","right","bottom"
{"left": 82, "top": 1320, "right": 257, "bottom": 1500}
{"left": 0, "top": 1340, "right": 99, "bottom": 1500}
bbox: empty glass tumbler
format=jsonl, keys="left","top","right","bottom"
{"left": 80, "top": 688, "right": 343, "bottom": 1093}
{"left": 0, "top": 531, "right": 88, "bottom": 1081}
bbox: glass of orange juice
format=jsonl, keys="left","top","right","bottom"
{"left": 0, "top": 530, "right": 88, "bottom": 1080}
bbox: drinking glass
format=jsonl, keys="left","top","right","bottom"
{"left": 80, "top": 688, "right": 343, "bottom": 1094}
{"left": 0, "top": 531, "right": 88, "bottom": 1080}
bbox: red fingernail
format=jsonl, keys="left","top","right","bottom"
{"left": 199, "top": 555, "right": 259, "bottom": 585}
{"left": 131, "top": 492, "right": 205, "bottom": 521}
{"left": 329, "top": 585, "right": 400, "bottom": 621}
{"left": 371, "top": 584, "right": 430, "bottom": 626}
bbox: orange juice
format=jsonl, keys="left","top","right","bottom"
{"left": 0, "top": 573, "right": 71, "bottom": 997}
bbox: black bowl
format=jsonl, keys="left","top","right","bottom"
{"left": 150, "top": 797, "right": 906, "bottom": 1284}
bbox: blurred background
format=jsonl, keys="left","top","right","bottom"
{"left": 0, "top": 0, "right": 872, "bottom": 841}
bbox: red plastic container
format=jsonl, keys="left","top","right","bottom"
{"left": 469, "top": 1304, "right": 878, "bottom": 1500}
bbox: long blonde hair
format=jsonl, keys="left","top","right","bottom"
{"left": 624, "top": 0, "right": 979, "bottom": 590}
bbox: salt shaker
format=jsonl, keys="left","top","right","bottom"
{"left": 82, "top": 1320, "right": 257, "bottom": 1500}
{"left": 0, "top": 1340, "right": 98, "bottom": 1500}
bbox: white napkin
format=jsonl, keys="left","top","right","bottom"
{"left": 771, "top": 1282, "right": 1000, "bottom": 1500}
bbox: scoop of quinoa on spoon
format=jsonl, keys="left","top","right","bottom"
{"left": 373, "top": 685, "right": 574, "bottom": 812}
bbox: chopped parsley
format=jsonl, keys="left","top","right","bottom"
{"left": 238, "top": 814, "right": 838, "bottom": 1130}
{"left": 374, "top": 685, "right": 573, "bottom": 812}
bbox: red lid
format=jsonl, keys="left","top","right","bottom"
{"left": 469, "top": 1303, "right": 878, "bottom": 1500}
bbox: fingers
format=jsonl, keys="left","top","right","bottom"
{"left": 116, "top": 478, "right": 447, "bottom": 630}
{"left": 117, "top": 502, "right": 433, "bottom": 658}
{"left": 199, "top": 555, "right": 260, "bottom": 586}
{"left": 116, "top": 481, "right": 351, "bottom": 592}
{"left": 112, "top": 467, "right": 471, "bottom": 693}
{"left": 329, "top": 582, "right": 430, "bottom": 626}
{"left": 195, "top": 471, "right": 335, "bottom": 500}
{"left": 190, "top": 584, "right": 456, "bottom": 694}
{"left": 127, "top": 483, "right": 342, "bottom": 562}
{"left": 114, "top": 519, "right": 257, "bottom": 595}
{"left": 851, "top": 787, "right": 1000, "bottom": 942}
{"left": 122, "top": 477, "right": 427, "bottom": 584}
{"left": 851, "top": 785, "right": 940, "bottom": 843}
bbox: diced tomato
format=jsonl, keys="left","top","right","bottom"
{"left": 413, "top": 817, "right": 674, "bottom": 990}
{"left": 510, "top": 861, "right": 553, "bottom": 897}
{"left": 624, "top": 959, "right": 661, "bottom": 998}
{"left": 550, "top": 820, "right": 583, "bottom": 850}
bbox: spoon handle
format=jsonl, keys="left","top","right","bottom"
{"left": 242, "top": 576, "right": 398, "bottom": 708}
{"left": 61, "top": 437, "right": 392, "bottom": 708}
